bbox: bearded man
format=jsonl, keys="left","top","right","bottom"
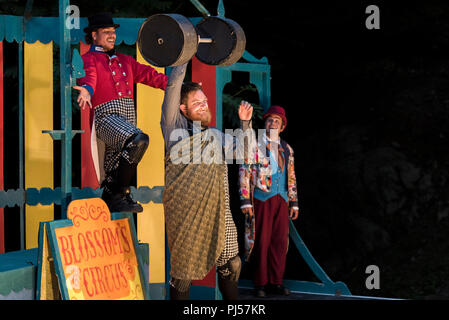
{"left": 160, "top": 64, "right": 253, "bottom": 300}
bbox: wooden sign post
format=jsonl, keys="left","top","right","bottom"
{"left": 36, "top": 198, "right": 148, "bottom": 300}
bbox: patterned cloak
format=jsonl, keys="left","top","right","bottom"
{"left": 163, "top": 129, "right": 228, "bottom": 280}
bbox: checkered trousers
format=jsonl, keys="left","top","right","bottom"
{"left": 216, "top": 164, "right": 239, "bottom": 267}
{"left": 170, "top": 163, "right": 239, "bottom": 291}
{"left": 94, "top": 98, "right": 142, "bottom": 175}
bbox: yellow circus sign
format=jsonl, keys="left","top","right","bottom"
{"left": 36, "top": 198, "right": 148, "bottom": 300}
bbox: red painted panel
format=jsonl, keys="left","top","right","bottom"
{"left": 79, "top": 42, "right": 99, "bottom": 189}
{"left": 0, "top": 41, "right": 4, "bottom": 253}
{"left": 191, "top": 57, "right": 217, "bottom": 287}
{"left": 192, "top": 57, "right": 217, "bottom": 127}
{"left": 192, "top": 268, "right": 216, "bottom": 288}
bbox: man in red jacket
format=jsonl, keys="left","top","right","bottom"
{"left": 73, "top": 12, "right": 168, "bottom": 213}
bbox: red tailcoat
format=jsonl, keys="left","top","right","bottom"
{"left": 77, "top": 46, "right": 168, "bottom": 108}
{"left": 77, "top": 46, "right": 168, "bottom": 184}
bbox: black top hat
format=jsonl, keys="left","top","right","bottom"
{"left": 83, "top": 12, "right": 120, "bottom": 33}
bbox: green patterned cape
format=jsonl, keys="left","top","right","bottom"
{"left": 163, "top": 129, "right": 227, "bottom": 280}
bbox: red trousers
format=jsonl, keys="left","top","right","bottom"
{"left": 252, "top": 194, "right": 289, "bottom": 286}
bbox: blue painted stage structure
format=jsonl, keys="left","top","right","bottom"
{"left": 0, "top": 0, "right": 353, "bottom": 300}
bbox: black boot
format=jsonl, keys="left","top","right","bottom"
{"left": 169, "top": 285, "right": 190, "bottom": 300}
{"left": 101, "top": 181, "right": 143, "bottom": 213}
{"left": 218, "top": 277, "right": 239, "bottom": 300}
{"left": 217, "top": 255, "right": 241, "bottom": 300}
{"left": 107, "top": 152, "right": 143, "bottom": 213}
{"left": 123, "top": 187, "right": 143, "bottom": 213}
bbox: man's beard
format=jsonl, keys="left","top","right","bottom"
{"left": 186, "top": 109, "right": 212, "bottom": 127}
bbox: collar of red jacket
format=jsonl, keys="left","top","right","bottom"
{"left": 90, "top": 45, "right": 117, "bottom": 57}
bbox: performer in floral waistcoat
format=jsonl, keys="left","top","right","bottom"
{"left": 73, "top": 12, "right": 168, "bottom": 212}
{"left": 239, "top": 105, "right": 299, "bottom": 298}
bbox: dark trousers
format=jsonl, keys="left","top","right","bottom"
{"left": 252, "top": 194, "right": 289, "bottom": 286}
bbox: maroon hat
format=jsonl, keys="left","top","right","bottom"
{"left": 263, "top": 105, "right": 287, "bottom": 127}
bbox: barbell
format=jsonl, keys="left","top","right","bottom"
{"left": 137, "top": 13, "right": 246, "bottom": 67}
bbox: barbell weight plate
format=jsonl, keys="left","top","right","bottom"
{"left": 137, "top": 13, "right": 198, "bottom": 67}
{"left": 195, "top": 16, "right": 246, "bottom": 66}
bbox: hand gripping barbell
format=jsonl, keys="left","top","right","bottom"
{"left": 137, "top": 13, "right": 246, "bottom": 67}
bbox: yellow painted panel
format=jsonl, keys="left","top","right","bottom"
{"left": 136, "top": 47, "right": 166, "bottom": 283}
{"left": 38, "top": 223, "right": 60, "bottom": 300}
{"left": 24, "top": 41, "right": 54, "bottom": 249}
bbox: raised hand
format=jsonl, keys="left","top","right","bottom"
{"left": 73, "top": 86, "right": 93, "bottom": 110}
{"left": 238, "top": 100, "right": 253, "bottom": 121}
{"left": 289, "top": 207, "right": 299, "bottom": 220}
{"left": 241, "top": 206, "right": 254, "bottom": 218}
